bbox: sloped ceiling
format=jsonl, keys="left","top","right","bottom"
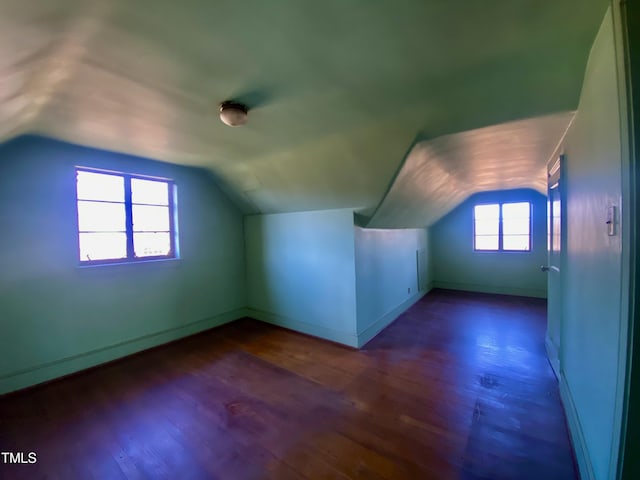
{"left": 0, "top": 0, "right": 607, "bottom": 224}
{"left": 367, "top": 112, "right": 574, "bottom": 228}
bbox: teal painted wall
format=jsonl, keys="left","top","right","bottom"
{"left": 354, "top": 227, "right": 430, "bottom": 346}
{"left": 560, "top": 8, "right": 626, "bottom": 480}
{"left": 245, "top": 209, "right": 359, "bottom": 346}
{"left": 0, "top": 136, "right": 246, "bottom": 394}
{"left": 430, "top": 189, "right": 548, "bottom": 298}
{"left": 245, "top": 210, "right": 432, "bottom": 347}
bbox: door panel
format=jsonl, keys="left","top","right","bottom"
{"left": 546, "top": 154, "right": 563, "bottom": 377}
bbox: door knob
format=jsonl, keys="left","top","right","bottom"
{"left": 540, "top": 265, "right": 550, "bottom": 272}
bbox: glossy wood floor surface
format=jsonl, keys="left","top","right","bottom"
{"left": 0, "top": 289, "right": 577, "bottom": 480}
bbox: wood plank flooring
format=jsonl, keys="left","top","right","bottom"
{"left": 0, "top": 289, "right": 577, "bottom": 479}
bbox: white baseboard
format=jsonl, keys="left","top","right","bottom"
{"left": 559, "top": 373, "right": 596, "bottom": 480}
{"left": 356, "top": 286, "right": 431, "bottom": 347}
{"left": 432, "top": 281, "right": 547, "bottom": 298}
{"left": 0, "top": 308, "right": 244, "bottom": 395}
{"left": 245, "top": 285, "right": 433, "bottom": 349}
{"left": 243, "top": 308, "right": 359, "bottom": 347}
{"left": 545, "top": 334, "right": 561, "bottom": 379}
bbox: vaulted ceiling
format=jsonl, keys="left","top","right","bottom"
{"left": 0, "top": 0, "right": 608, "bottom": 224}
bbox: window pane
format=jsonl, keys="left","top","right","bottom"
{"left": 474, "top": 204, "right": 499, "bottom": 221}
{"left": 77, "top": 201, "right": 125, "bottom": 232}
{"left": 131, "top": 178, "right": 169, "bottom": 205}
{"left": 503, "top": 235, "right": 530, "bottom": 251}
{"left": 133, "top": 205, "right": 170, "bottom": 231}
{"left": 134, "top": 232, "right": 171, "bottom": 257}
{"left": 552, "top": 198, "right": 561, "bottom": 252}
{"left": 503, "top": 218, "right": 530, "bottom": 235}
{"left": 79, "top": 232, "right": 127, "bottom": 261}
{"left": 475, "top": 235, "right": 499, "bottom": 250}
{"left": 475, "top": 219, "right": 499, "bottom": 235}
{"left": 502, "top": 202, "right": 530, "bottom": 219}
{"left": 77, "top": 171, "right": 124, "bottom": 202}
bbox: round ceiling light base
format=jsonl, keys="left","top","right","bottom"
{"left": 219, "top": 101, "right": 248, "bottom": 127}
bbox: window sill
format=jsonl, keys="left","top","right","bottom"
{"left": 76, "top": 257, "right": 182, "bottom": 270}
{"left": 473, "top": 250, "right": 532, "bottom": 254}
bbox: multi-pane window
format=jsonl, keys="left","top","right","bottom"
{"left": 76, "top": 168, "right": 177, "bottom": 264}
{"left": 473, "top": 202, "right": 531, "bottom": 251}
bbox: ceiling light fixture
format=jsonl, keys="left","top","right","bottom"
{"left": 219, "top": 101, "right": 248, "bottom": 127}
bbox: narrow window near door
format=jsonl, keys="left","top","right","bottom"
{"left": 76, "top": 168, "right": 178, "bottom": 264}
{"left": 473, "top": 202, "right": 531, "bottom": 252}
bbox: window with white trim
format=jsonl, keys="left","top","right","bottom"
{"left": 76, "top": 168, "right": 177, "bottom": 264}
{"left": 473, "top": 202, "right": 531, "bottom": 251}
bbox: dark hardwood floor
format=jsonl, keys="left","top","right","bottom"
{"left": 0, "top": 289, "right": 577, "bottom": 479}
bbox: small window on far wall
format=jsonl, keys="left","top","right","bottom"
{"left": 473, "top": 202, "right": 531, "bottom": 252}
{"left": 76, "top": 168, "right": 178, "bottom": 264}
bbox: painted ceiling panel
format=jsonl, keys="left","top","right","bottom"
{"left": 0, "top": 0, "right": 607, "bottom": 222}
{"left": 367, "top": 112, "right": 575, "bottom": 228}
